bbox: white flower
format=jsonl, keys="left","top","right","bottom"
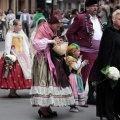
{"left": 107, "top": 67, "right": 120, "bottom": 81}
{"left": 1, "top": 18, "right": 5, "bottom": 21}
{"left": 6, "top": 55, "right": 17, "bottom": 62}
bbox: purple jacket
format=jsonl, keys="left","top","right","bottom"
{"left": 66, "top": 12, "right": 103, "bottom": 48}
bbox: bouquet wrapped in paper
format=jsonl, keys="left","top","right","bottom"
{"left": 4, "top": 54, "right": 17, "bottom": 79}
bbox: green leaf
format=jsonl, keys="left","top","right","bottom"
{"left": 109, "top": 79, "right": 118, "bottom": 89}
{"left": 101, "top": 65, "right": 110, "bottom": 75}
{"left": 92, "top": 81, "right": 98, "bottom": 86}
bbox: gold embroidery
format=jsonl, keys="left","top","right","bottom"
{"left": 12, "top": 37, "right": 23, "bottom": 52}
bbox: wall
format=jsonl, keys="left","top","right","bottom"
{"left": 0, "top": 0, "right": 9, "bottom": 12}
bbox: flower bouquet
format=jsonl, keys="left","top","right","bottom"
{"left": 0, "top": 18, "right": 5, "bottom": 21}
{"left": 92, "top": 65, "right": 120, "bottom": 89}
{"left": 4, "top": 54, "right": 17, "bottom": 79}
{"left": 0, "top": 18, "right": 6, "bottom": 26}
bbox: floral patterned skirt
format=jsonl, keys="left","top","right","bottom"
{"left": 0, "top": 56, "right": 32, "bottom": 90}
{"left": 30, "top": 54, "right": 75, "bottom": 107}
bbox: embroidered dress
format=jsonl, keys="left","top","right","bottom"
{"left": 0, "top": 31, "right": 32, "bottom": 89}
{"left": 30, "top": 22, "right": 75, "bottom": 107}
{"left": 66, "top": 56, "right": 85, "bottom": 105}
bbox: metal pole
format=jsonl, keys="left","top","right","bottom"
{"left": 51, "top": 0, "right": 54, "bottom": 17}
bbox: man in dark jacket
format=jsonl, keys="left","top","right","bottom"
{"left": 66, "top": 0, "right": 103, "bottom": 105}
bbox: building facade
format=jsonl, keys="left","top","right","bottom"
{"left": 0, "top": 0, "right": 36, "bottom": 14}
{"left": 57, "top": 0, "right": 120, "bottom": 12}
{"left": 0, "top": 0, "right": 120, "bottom": 14}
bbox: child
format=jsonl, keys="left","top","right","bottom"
{"left": 0, "top": 19, "right": 32, "bottom": 97}
{"left": 65, "top": 43, "right": 89, "bottom": 112}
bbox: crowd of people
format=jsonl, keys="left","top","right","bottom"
{"left": 0, "top": 0, "right": 120, "bottom": 120}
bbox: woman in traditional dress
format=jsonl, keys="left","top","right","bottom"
{"left": 0, "top": 19, "right": 32, "bottom": 98}
{"left": 30, "top": 17, "right": 47, "bottom": 61}
{"left": 29, "top": 13, "right": 75, "bottom": 118}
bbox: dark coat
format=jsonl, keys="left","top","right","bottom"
{"left": 90, "top": 27, "right": 120, "bottom": 119}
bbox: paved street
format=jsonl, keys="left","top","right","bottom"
{"left": 0, "top": 90, "right": 100, "bottom": 120}
{"left": 0, "top": 41, "right": 100, "bottom": 120}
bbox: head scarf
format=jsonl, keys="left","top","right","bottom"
{"left": 30, "top": 17, "right": 47, "bottom": 60}
{"left": 66, "top": 43, "right": 80, "bottom": 55}
{"left": 8, "top": 19, "right": 30, "bottom": 48}
{"left": 85, "top": 0, "right": 98, "bottom": 7}
{"left": 49, "top": 13, "right": 63, "bottom": 24}
{"left": 34, "top": 13, "right": 45, "bottom": 26}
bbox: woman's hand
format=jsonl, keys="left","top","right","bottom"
{"left": 53, "top": 37, "right": 61, "bottom": 46}
{"left": 53, "top": 40, "right": 57, "bottom": 46}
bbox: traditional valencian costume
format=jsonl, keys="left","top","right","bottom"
{"left": 30, "top": 14, "right": 75, "bottom": 107}
{"left": 0, "top": 20, "right": 31, "bottom": 90}
{"left": 30, "top": 17, "right": 47, "bottom": 61}
{"left": 65, "top": 43, "right": 86, "bottom": 106}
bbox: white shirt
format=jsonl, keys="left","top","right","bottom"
{"left": 20, "top": 13, "right": 31, "bottom": 24}
{"left": 90, "top": 15, "right": 103, "bottom": 40}
{"left": 6, "top": 13, "right": 16, "bottom": 27}
{"left": 6, "top": 13, "right": 16, "bottom": 21}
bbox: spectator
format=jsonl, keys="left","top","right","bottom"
{"left": 20, "top": 8, "right": 31, "bottom": 37}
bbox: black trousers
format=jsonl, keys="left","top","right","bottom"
{"left": 22, "top": 21, "right": 29, "bottom": 37}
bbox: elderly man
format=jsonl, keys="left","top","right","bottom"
{"left": 66, "top": 0, "right": 103, "bottom": 105}
{"left": 20, "top": 8, "right": 31, "bottom": 37}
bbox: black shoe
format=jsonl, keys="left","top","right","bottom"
{"left": 80, "top": 104, "right": 88, "bottom": 108}
{"left": 47, "top": 111, "right": 58, "bottom": 117}
{"left": 87, "top": 99, "right": 96, "bottom": 105}
{"left": 38, "top": 109, "right": 52, "bottom": 118}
